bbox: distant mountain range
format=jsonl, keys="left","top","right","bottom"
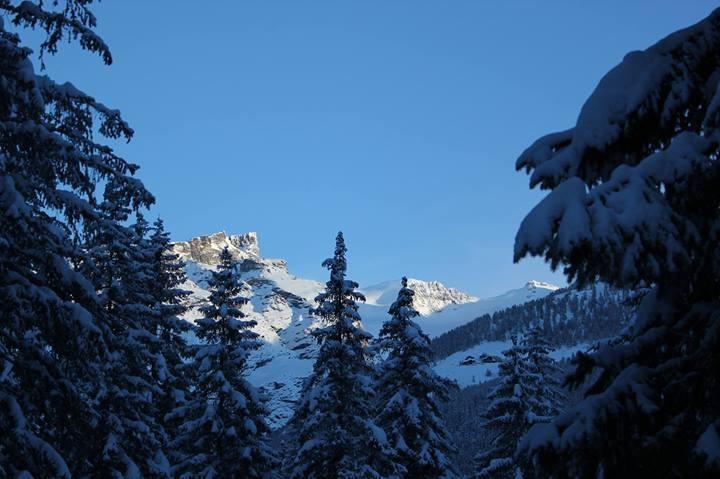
{"left": 173, "top": 231, "right": 627, "bottom": 427}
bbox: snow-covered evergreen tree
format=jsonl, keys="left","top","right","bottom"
{"left": 81, "top": 194, "right": 169, "bottom": 477}
{"left": 288, "top": 232, "right": 392, "bottom": 479}
{"left": 171, "top": 247, "right": 276, "bottom": 478}
{"left": 147, "top": 217, "right": 192, "bottom": 454}
{"left": 514, "top": 8, "right": 720, "bottom": 477}
{"left": 375, "top": 277, "right": 459, "bottom": 479}
{"left": 0, "top": 1, "right": 155, "bottom": 476}
{"left": 475, "top": 337, "right": 538, "bottom": 479}
{"left": 520, "top": 326, "right": 565, "bottom": 422}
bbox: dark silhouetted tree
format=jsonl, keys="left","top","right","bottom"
{"left": 515, "top": 9, "right": 720, "bottom": 477}
{"left": 375, "top": 277, "right": 459, "bottom": 478}
{"left": 288, "top": 232, "right": 393, "bottom": 479}
{"left": 171, "top": 247, "right": 275, "bottom": 478}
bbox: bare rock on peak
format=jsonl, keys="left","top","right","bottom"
{"left": 172, "top": 231, "right": 260, "bottom": 265}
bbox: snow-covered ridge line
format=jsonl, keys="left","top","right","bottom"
{"left": 405, "top": 279, "right": 560, "bottom": 338}
{"left": 361, "top": 278, "right": 478, "bottom": 316}
{"left": 523, "top": 280, "right": 560, "bottom": 291}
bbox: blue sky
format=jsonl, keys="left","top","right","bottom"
{"left": 31, "top": 1, "right": 718, "bottom": 296}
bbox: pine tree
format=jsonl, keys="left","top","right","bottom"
{"left": 288, "top": 232, "right": 392, "bottom": 479}
{"left": 475, "top": 337, "right": 539, "bottom": 479}
{"left": 0, "top": 2, "right": 154, "bottom": 475}
{"left": 171, "top": 247, "right": 276, "bottom": 478}
{"left": 375, "top": 277, "right": 459, "bottom": 479}
{"left": 514, "top": 8, "right": 720, "bottom": 477}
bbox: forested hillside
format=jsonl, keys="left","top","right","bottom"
{"left": 432, "top": 284, "right": 634, "bottom": 361}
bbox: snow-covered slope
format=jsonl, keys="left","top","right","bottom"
{"left": 361, "top": 278, "right": 477, "bottom": 315}
{"left": 407, "top": 280, "right": 559, "bottom": 338}
{"left": 429, "top": 283, "right": 634, "bottom": 389}
{"left": 434, "top": 341, "right": 594, "bottom": 387}
{"left": 356, "top": 280, "right": 558, "bottom": 339}
{"left": 174, "top": 231, "right": 560, "bottom": 427}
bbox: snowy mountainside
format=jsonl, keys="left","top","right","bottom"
{"left": 399, "top": 280, "right": 560, "bottom": 338}
{"left": 173, "top": 231, "right": 560, "bottom": 427}
{"left": 173, "top": 232, "right": 325, "bottom": 426}
{"left": 434, "top": 340, "right": 594, "bottom": 387}
{"left": 360, "top": 278, "right": 478, "bottom": 315}
{"left": 431, "top": 283, "right": 634, "bottom": 361}
{"left": 429, "top": 284, "right": 635, "bottom": 389}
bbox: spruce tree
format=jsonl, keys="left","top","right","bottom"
{"left": 514, "top": 8, "right": 720, "bottom": 477}
{"left": 475, "top": 328, "right": 567, "bottom": 479}
{"left": 171, "top": 247, "right": 276, "bottom": 478}
{"left": 520, "top": 326, "right": 565, "bottom": 423}
{"left": 0, "top": 2, "right": 154, "bottom": 475}
{"left": 148, "top": 217, "right": 192, "bottom": 455}
{"left": 375, "top": 277, "right": 459, "bottom": 479}
{"left": 475, "top": 337, "right": 538, "bottom": 479}
{"left": 81, "top": 192, "right": 169, "bottom": 477}
{"left": 288, "top": 232, "right": 392, "bottom": 479}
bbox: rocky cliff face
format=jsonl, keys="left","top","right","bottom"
{"left": 406, "top": 279, "right": 478, "bottom": 315}
{"left": 172, "top": 231, "right": 260, "bottom": 265}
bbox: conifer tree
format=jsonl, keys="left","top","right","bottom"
{"left": 81, "top": 192, "right": 169, "bottom": 477}
{"left": 514, "top": 8, "right": 720, "bottom": 476}
{"left": 520, "top": 326, "right": 565, "bottom": 422}
{"left": 475, "top": 337, "right": 538, "bottom": 479}
{"left": 288, "top": 232, "right": 392, "bottom": 479}
{"left": 375, "top": 277, "right": 459, "bottom": 479}
{"left": 0, "top": 2, "right": 154, "bottom": 474}
{"left": 171, "top": 247, "right": 276, "bottom": 479}
{"left": 148, "top": 218, "right": 192, "bottom": 450}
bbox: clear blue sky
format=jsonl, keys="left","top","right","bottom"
{"left": 31, "top": 1, "right": 718, "bottom": 297}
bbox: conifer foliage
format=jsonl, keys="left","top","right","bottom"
{"left": 148, "top": 218, "right": 192, "bottom": 435}
{"left": 0, "top": 1, "right": 156, "bottom": 476}
{"left": 475, "top": 337, "right": 534, "bottom": 479}
{"left": 375, "top": 277, "right": 459, "bottom": 479}
{"left": 288, "top": 232, "right": 392, "bottom": 479}
{"left": 515, "top": 8, "right": 720, "bottom": 477}
{"left": 520, "top": 326, "right": 565, "bottom": 422}
{"left": 81, "top": 196, "right": 170, "bottom": 477}
{"left": 475, "top": 329, "right": 563, "bottom": 479}
{"left": 172, "top": 247, "right": 275, "bottom": 478}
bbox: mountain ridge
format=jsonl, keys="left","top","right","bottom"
{"left": 175, "top": 231, "right": 562, "bottom": 427}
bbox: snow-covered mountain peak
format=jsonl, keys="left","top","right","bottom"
{"left": 361, "top": 278, "right": 478, "bottom": 316}
{"left": 524, "top": 280, "right": 560, "bottom": 291}
{"left": 471, "top": 279, "right": 560, "bottom": 309}
{"left": 172, "top": 231, "right": 260, "bottom": 265}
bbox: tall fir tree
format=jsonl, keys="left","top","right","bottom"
{"left": 375, "top": 277, "right": 459, "bottom": 479}
{"left": 171, "top": 247, "right": 276, "bottom": 479}
{"left": 0, "top": 2, "right": 155, "bottom": 475}
{"left": 81, "top": 191, "right": 169, "bottom": 477}
{"left": 147, "top": 217, "right": 192, "bottom": 458}
{"left": 475, "top": 336, "right": 540, "bottom": 479}
{"left": 520, "top": 326, "right": 565, "bottom": 423}
{"left": 288, "top": 232, "right": 393, "bottom": 479}
{"left": 514, "top": 8, "right": 720, "bottom": 477}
